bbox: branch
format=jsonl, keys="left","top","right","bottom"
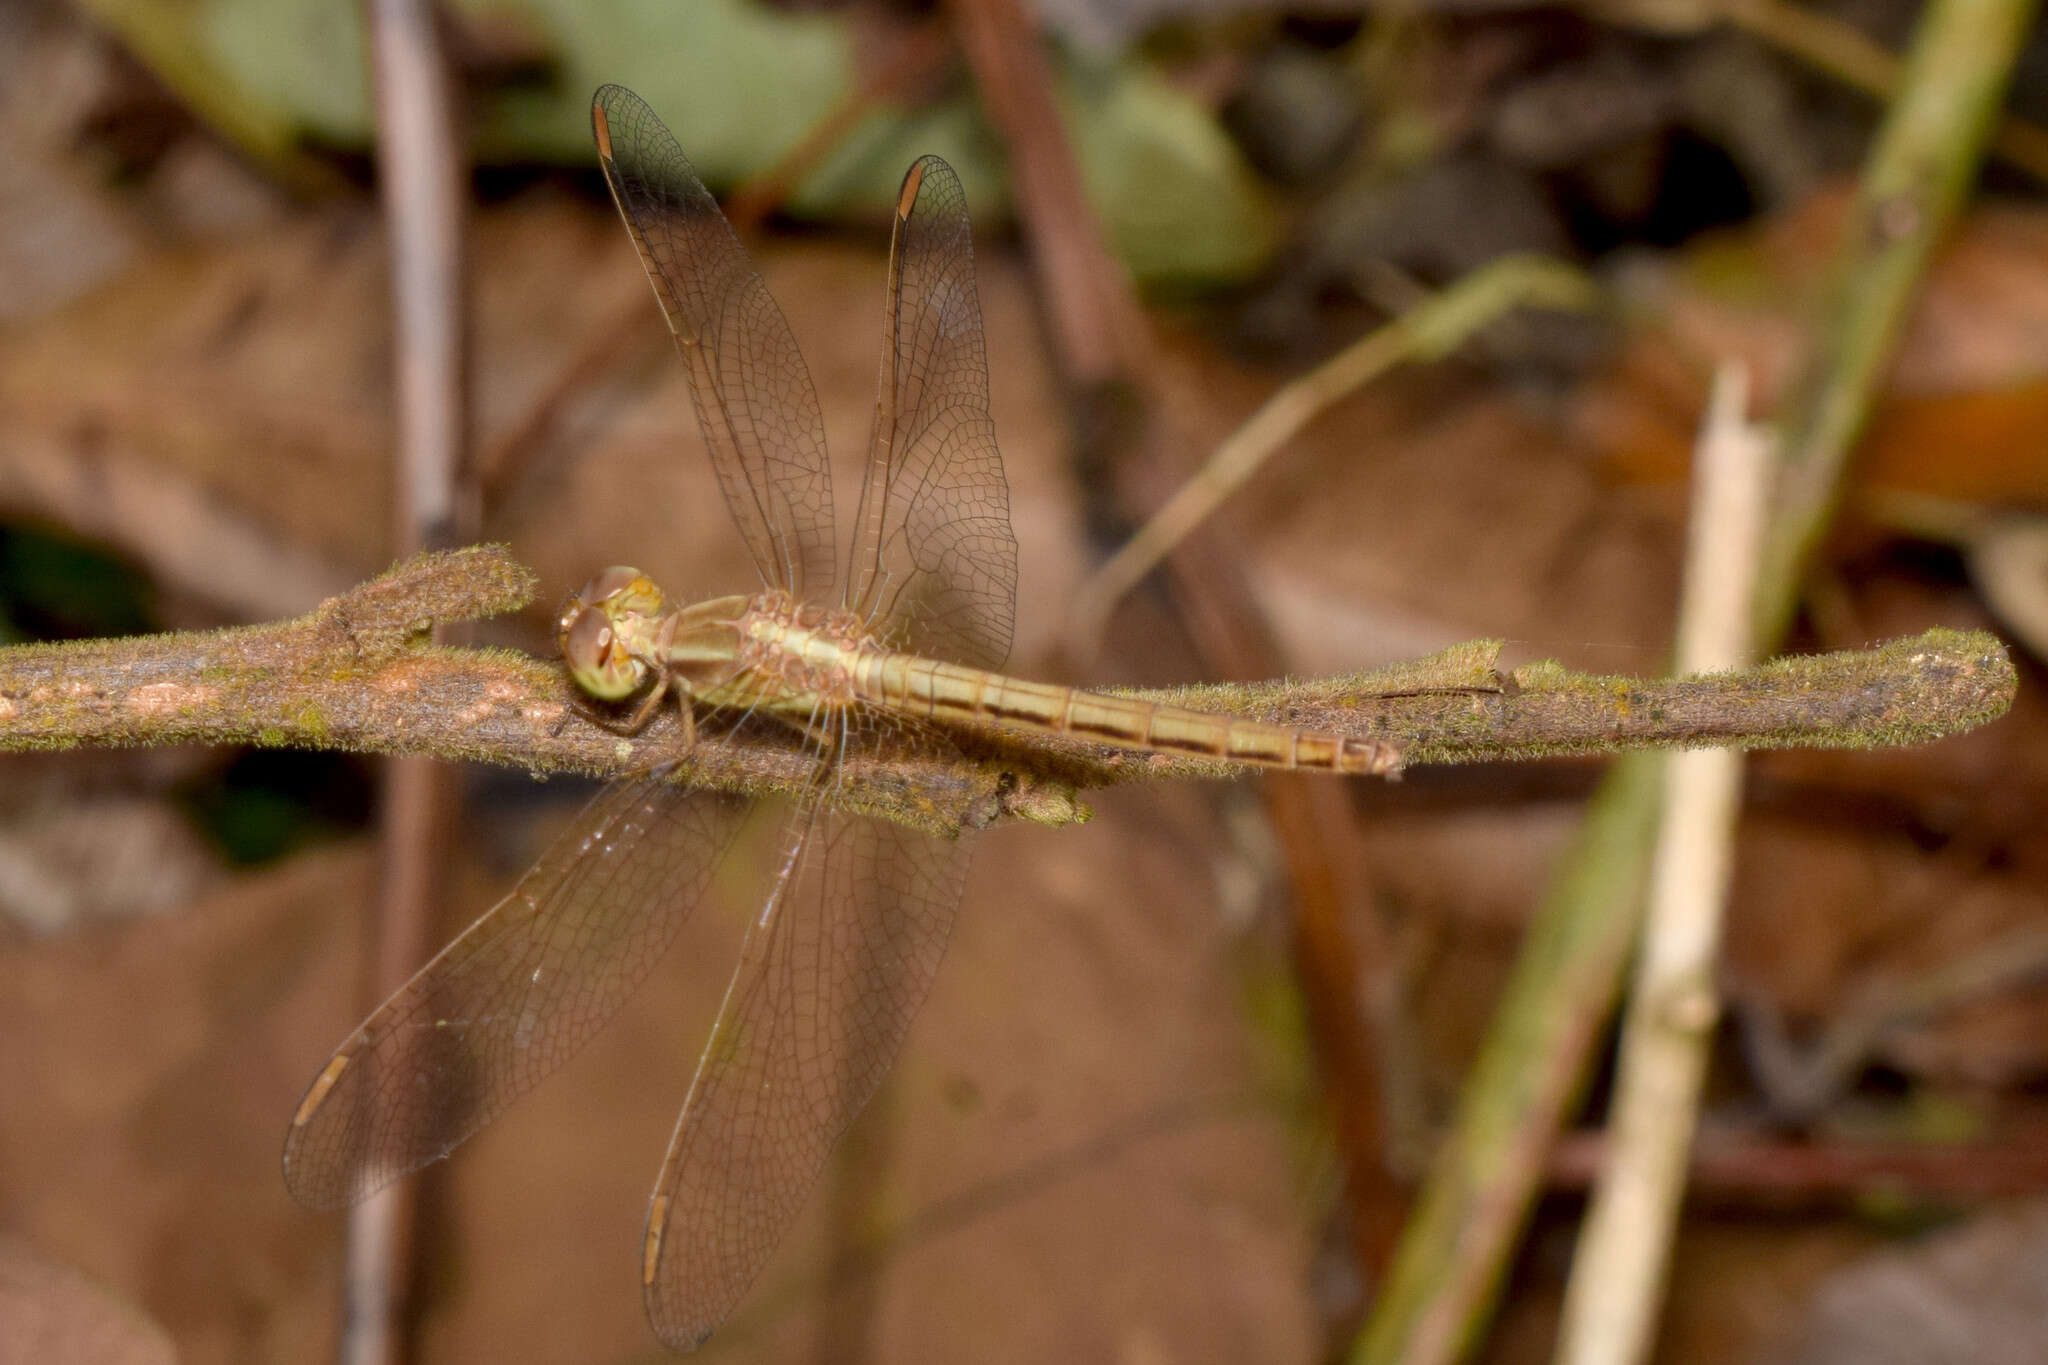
{"left": 1555, "top": 364, "right": 1768, "bottom": 1365}
{"left": 1125, "top": 629, "right": 2008, "bottom": 777}
{"left": 0, "top": 547, "right": 1066, "bottom": 839}
{"left": 0, "top": 547, "right": 2013, "bottom": 834}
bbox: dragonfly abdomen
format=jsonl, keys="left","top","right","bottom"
{"left": 859, "top": 653, "right": 1399, "bottom": 776}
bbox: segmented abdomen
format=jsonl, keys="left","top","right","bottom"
{"left": 856, "top": 652, "right": 1398, "bottom": 776}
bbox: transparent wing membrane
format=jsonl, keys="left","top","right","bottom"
{"left": 283, "top": 780, "right": 750, "bottom": 1209}
{"left": 591, "top": 83, "right": 837, "bottom": 600}
{"left": 846, "top": 156, "right": 1018, "bottom": 670}
{"left": 642, "top": 781, "right": 969, "bottom": 1349}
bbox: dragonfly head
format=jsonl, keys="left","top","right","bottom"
{"left": 558, "top": 566, "right": 667, "bottom": 701}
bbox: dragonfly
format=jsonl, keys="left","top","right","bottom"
{"left": 282, "top": 83, "right": 1402, "bottom": 1353}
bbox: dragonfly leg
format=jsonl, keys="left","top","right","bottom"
{"left": 670, "top": 689, "right": 697, "bottom": 752}
{"left": 554, "top": 689, "right": 627, "bottom": 738}
{"left": 761, "top": 707, "right": 842, "bottom": 761}
{"left": 621, "top": 670, "right": 676, "bottom": 734}
{"left": 564, "top": 668, "right": 693, "bottom": 745}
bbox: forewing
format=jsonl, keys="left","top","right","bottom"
{"left": 282, "top": 778, "right": 750, "bottom": 1210}
{"left": 844, "top": 156, "right": 1018, "bottom": 669}
{"left": 592, "top": 84, "right": 836, "bottom": 599}
{"left": 640, "top": 794, "right": 971, "bottom": 1349}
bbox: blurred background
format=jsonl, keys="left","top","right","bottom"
{"left": 1, "top": 0, "right": 2045, "bottom": 1361}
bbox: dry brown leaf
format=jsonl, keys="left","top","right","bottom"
{"left": 1583, "top": 189, "right": 2048, "bottom": 507}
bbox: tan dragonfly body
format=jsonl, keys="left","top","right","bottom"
{"left": 559, "top": 572, "right": 1399, "bottom": 776}
{"left": 285, "top": 82, "right": 1399, "bottom": 1357}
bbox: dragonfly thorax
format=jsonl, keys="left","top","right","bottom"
{"left": 731, "top": 591, "right": 877, "bottom": 707}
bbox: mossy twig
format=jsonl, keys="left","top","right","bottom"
{"left": 0, "top": 546, "right": 2013, "bottom": 836}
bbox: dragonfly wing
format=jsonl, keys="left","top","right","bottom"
{"left": 282, "top": 778, "right": 750, "bottom": 1210}
{"left": 641, "top": 795, "right": 970, "bottom": 1350}
{"left": 844, "top": 155, "right": 1018, "bottom": 670}
{"left": 592, "top": 84, "right": 837, "bottom": 600}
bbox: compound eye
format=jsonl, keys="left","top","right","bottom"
{"left": 561, "top": 605, "right": 609, "bottom": 666}
{"left": 582, "top": 565, "right": 647, "bottom": 606}
{"left": 555, "top": 594, "right": 588, "bottom": 646}
{"left": 561, "top": 606, "right": 640, "bottom": 701}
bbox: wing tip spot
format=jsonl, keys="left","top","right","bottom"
{"left": 293, "top": 1053, "right": 351, "bottom": 1128}
{"left": 593, "top": 102, "right": 614, "bottom": 160}
{"left": 896, "top": 161, "right": 925, "bottom": 221}
{"left": 643, "top": 1193, "right": 671, "bottom": 1285}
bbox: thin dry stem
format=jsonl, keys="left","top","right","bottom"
{"left": 1553, "top": 364, "right": 1769, "bottom": 1365}
{"left": 354, "top": 3, "right": 476, "bottom": 1360}
{"left": 1549, "top": 1125, "right": 2048, "bottom": 1200}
